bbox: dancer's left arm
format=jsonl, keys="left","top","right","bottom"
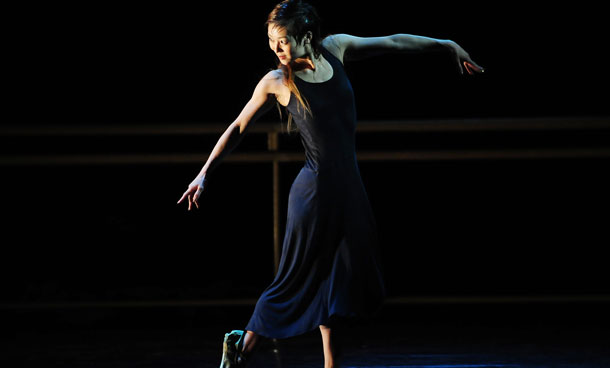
{"left": 327, "top": 33, "right": 484, "bottom": 74}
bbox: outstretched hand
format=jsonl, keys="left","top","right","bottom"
{"left": 442, "top": 40, "right": 485, "bottom": 75}
{"left": 177, "top": 175, "right": 207, "bottom": 211}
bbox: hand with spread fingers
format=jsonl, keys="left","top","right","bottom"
{"left": 441, "top": 39, "right": 485, "bottom": 75}
{"left": 177, "top": 174, "right": 208, "bottom": 211}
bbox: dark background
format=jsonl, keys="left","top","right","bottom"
{"left": 2, "top": 1, "right": 609, "bottom": 307}
{"left": 8, "top": 2, "right": 609, "bottom": 123}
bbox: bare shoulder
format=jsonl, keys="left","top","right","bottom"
{"left": 257, "top": 69, "right": 284, "bottom": 93}
{"left": 262, "top": 69, "right": 283, "bottom": 81}
{"left": 321, "top": 34, "right": 350, "bottom": 64}
{"left": 258, "top": 69, "right": 292, "bottom": 107}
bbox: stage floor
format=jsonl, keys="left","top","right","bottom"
{"left": 8, "top": 302, "right": 610, "bottom": 367}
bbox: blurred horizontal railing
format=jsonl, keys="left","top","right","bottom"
{"left": 2, "top": 116, "right": 610, "bottom": 167}
{"left": 2, "top": 116, "right": 609, "bottom": 277}
{"left": 1, "top": 148, "right": 610, "bottom": 166}
{"left": 3, "top": 116, "right": 610, "bottom": 136}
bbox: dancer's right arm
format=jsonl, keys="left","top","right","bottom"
{"left": 177, "top": 71, "right": 279, "bottom": 210}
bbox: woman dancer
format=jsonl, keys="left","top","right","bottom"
{"left": 178, "top": 1, "right": 483, "bottom": 367}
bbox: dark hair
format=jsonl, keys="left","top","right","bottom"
{"left": 266, "top": 0, "right": 322, "bottom": 133}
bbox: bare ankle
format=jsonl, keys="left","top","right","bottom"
{"left": 242, "top": 330, "right": 258, "bottom": 355}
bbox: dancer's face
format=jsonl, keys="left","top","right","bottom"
{"left": 268, "top": 24, "right": 308, "bottom": 65}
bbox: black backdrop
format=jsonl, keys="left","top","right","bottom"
{"left": 9, "top": 1, "right": 609, "bottom": 123}
{"left": 3, "top": 1, "right": 609, "bottom": 304}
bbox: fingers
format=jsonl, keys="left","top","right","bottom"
{"left": 469, "top": 59, "right": 485, "bottom": 72}
{"left": 177, "top": 187, "right": 194, "bottom": 205}
{"left": 193, "top": 188, "right": 203, "bottom": 210}
{"left": 178, "top": 186, "right": 204, "bottom": 210}
{"left": 177, "top": 191, "right": 189, "bottom": 204}
{"left": 463, "top": 60, "right": 485, "bottom": 74}
{"left": 464, "top": 61, "right": 473, "bottom": 75}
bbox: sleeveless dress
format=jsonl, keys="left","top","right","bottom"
{"left": 244, "top": 45, "right": 386, "bottom": 339}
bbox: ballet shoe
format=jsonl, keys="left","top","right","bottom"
{"left": 219, "top": 329, "right": 247, "bottom": 368}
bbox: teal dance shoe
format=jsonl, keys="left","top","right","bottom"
{"left": 219, "top": 330, "right": 247, "bottom": 368}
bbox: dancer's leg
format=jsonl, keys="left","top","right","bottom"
{"left": 320, "top": 325, "right": 339, "bottom": 368}
{"left": 242, "top": 330, "right": 259, "bottom": 355}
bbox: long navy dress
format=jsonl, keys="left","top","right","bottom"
{"left": 245, "top": 45, "right": 385, "bottom": 339}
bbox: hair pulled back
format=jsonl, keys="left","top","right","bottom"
{"left": 266, "top": 0, "right": 322, "bottom": 132}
